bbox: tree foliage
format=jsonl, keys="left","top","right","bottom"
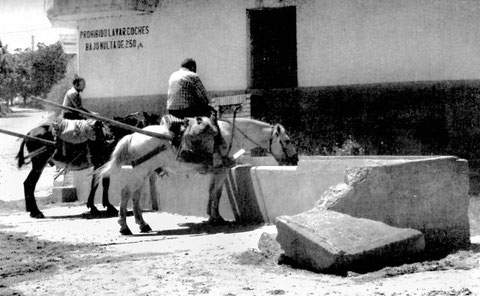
{"left": 0, "top": 42, "right": 68, "bottom": 104}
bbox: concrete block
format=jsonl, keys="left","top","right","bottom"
{"left": 225, "top": 165, "right": 264, "bottom": 223}
{"left": 276, "top": 209, "right": 425, "bottom": 274}
{"left": 52, "top": 186, "right": 77, "bottom": 203}
{"left": 52, "top": 172, "right": 77, "bottom": 203}
{"left": 316, "top": 157, "right": 470, "bottom": 255}
{"left": 247, "top": 156, "right": 425, "bottom": 223}
{"left": 154, "top": 171, "right": 232, "bottom": 218}
{"left": 148, "top": 156, "right": 278, "bottom": 219}
{"left": 72, "top": 168, "right": 94, "bottom": 203}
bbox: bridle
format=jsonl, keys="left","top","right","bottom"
{"left": 217, "top": 103, "right": 293, "bottom": 159}
{"left": 268, "top": 126, "right": 296, "bottom": 159}
{"left": 220, "top": 118, "right": 289, "bottom": 157}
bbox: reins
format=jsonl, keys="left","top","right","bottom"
{"left": 224, "top": 104, "right": 241, "bottom": 156}
{"left": 219, "top": 116, "right": 275, "bottom": 154}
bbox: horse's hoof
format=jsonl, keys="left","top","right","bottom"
{"left": 105, "top": 206, "right": 119, "bottom": 217}
{"left": 140, "top": 224, "right": 152, "bottom": 233}
{"left": 89, "top": 206, "right": 100, "bottom": 216}
{"left": 120, "top": 228, "right": 133, "bottom": 235}
{"left": 207, "top": 216, "right": 227, "bottom": 226}
{"left": 30, "top": 211, "right": 45, "bottom": 219}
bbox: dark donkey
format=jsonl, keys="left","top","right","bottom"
{"left": 15, "top": 112, "right": 160, "bottom": 218}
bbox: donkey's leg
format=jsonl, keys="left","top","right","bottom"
{"left": 118, "top": 186, "right": 132, "bottom": 235}
{"left": 24, "top": 167, "right": 45, "bottom": 218}
{"left": 207, "top": 168, "right": 229, "bottom": 224}
{"left": 101, "top": 177, "right": 118, "bottom": 216}
{"left": 132, "top": 185, "right": 152, "bottom": 233}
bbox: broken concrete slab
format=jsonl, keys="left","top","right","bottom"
{"left": 276, "top": 209, "right": 425, "bottom": 274}
{"left": 258, "top": 232, "right": 283, "bottom": 261}
{"left": 315, "top": 157, "right": 470, "bottom": 256}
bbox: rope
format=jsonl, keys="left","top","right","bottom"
{"left": 219, "top": 118, "right": 273, "bottom": 153}
{"left": 225, "top": 104, "right": 242, "bottom": 156}
{"left": 53, "top": 151, "right": 85, "bottom": 180}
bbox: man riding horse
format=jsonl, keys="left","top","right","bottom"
{"left": 62, "top": 77, "right": 92, "bottom": 120}
{"left": 166, "top": 58, "right": 235, "bottom": 169}
{"left": 52, "top": 77, "right": 100, "bottom": 167}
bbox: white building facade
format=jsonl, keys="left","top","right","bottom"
{"left": 45, "top": 0, "right": 480, "bottom": 116}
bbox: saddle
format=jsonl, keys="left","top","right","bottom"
{"left": 50, "top": 119, "right": 102, "bottom": 170}
{"left": 161, "top": 114, "right": 236, "bottom": 169}
{"left": 52, "top": 119, "right": 99, "bottom": 144}
{"left": 161, "top": 115, "right": 218, "bottom": 166}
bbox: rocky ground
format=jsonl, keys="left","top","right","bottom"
{"left": 1, "top": 107, "right": 480, "bottom": 296}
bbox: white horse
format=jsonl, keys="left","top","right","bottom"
{"left": 99, "top": 117, "right": 298, "bottom": 235}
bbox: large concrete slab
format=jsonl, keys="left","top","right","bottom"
{"left": 315, "top": 157, "right": 470, "bottom": 255}
{"left": 71, "top": 155, "right": 469, "bottom": 241}
{"left": 247, "top": 156, "right": 445, "bottom": 223}
{"left": 276, "top": 209, "right": 425, "bottom": 274}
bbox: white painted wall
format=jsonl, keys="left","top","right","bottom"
{"left": 297, "top": 0, "right": 480, "bottom": 86}
{"left": 77, "top": 0, "right": 248, "bottom": 99}
{"left": 74, "top": 0, "right": 480, "bottom": 99}
{"left": 78, "top": 14, "right": 155, "bottom": 98}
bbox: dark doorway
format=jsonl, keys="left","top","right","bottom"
{"left": 247, "top": 6, "right": 297, "bottom": 89}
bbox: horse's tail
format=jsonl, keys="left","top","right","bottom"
{"left": 16, "top": 139, "right": 26, "bottom": 168}
{"left": 98, "top": 134, "right": 133, "bottom": 178}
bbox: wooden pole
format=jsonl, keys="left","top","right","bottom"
{"left": 31, "top": 97, "right": 172, "bottom": 141}
{"left": 0, "top": 128, "right": 56, "bottom": 146}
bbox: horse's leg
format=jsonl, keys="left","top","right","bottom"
{"left": 86, "top": 173, "right": 100, "bottom": 215}
{"left": 118, "top": 185, "right": 132, "bottom": 235}
{"left": 149, "top": 174, "right": 159, "bottom": 211}
{"left": 24, "top": 151, "right": 50, "bottom": 219}
{"left": 101, "top": 177, "right": 118, "bottom": 217}
{"left": 132, "top": 185, "right": 151, "bottom": 233}
{"left": 207, "top": 168, "right": 229, "bottom": 224}
{"left": 24, "top": 166, "right": 45, "bottom": 218}
{"left": 21, "top": 128, "right": 53, "bottom": 219}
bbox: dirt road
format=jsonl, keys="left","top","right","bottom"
{"left": 1, "top": 107, "right": 480, "bottom": 296}
{"left": 0, "top": 107, "right": 56, "bottom": 202}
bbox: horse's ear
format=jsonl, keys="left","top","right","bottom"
{"left": 274, "top": 124, "right": 283, "bottom": 136}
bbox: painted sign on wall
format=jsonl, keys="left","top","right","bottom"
{"left": 79, "top": 25, "right": 149, "bottom": 51}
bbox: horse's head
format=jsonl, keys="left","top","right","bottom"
{"left": 268, "top": 124, "right": 298, "bottom": 166}
{"left": 114, "top": 112, "right": 144, "bottom": 128}
{"left": 92, "top": 120, "right": 109, "bottom": 140}
{"left": 110, "top": 112, "right": 145, "bottom": 142}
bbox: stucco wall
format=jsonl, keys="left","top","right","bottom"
{"left": 77, "top": 0, "right": 249, "bottom": 100}
{"left": 297, "top": 0, "right": 480, "bottom": 87}
{"left": 74, "top": 0, "right": 480, "bottom": 100}
{"left": 78, "top": 14, "right": 156, "bottom": 98}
